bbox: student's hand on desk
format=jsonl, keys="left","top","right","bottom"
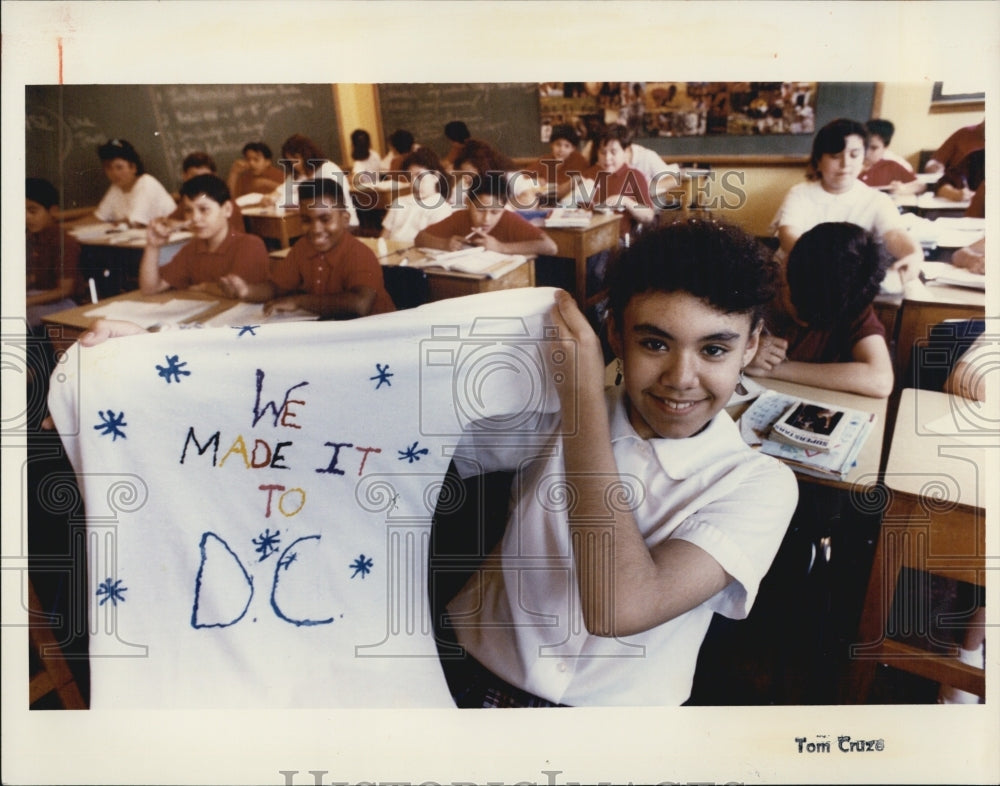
{"left": 468, "top": 232, "right": 501, "bottom": 253}
{"left": 446, "top": 235, "right": 470, "bottom": 252}
{"left": 951, "top": 242, "right": 986, "bottom": 275}
{"left": 218, "top": 274, "right": 250, "bottom": 300}
{"left": 745, "top": 334, "right": 787, "bottom": 376}
{"left": 79, "top": 318, "right": 148, "bottom": 346}
{"left": 889, "top": 258, "right": 920, "bottom": 284}
{"left": 263, "top": 296, "right": 304, "bottom": 316}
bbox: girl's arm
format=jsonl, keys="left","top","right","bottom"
{"left": 882, "top": 227, "right": 922, "bottom": 283}
{"left": 746, "top": 333, "right": 894, "bottom": 398}
{"left": 265, "top": 287, "right": 376, "bottom": 320}
{"left": 550, "top": 291, "right": 732, "bottom": 637}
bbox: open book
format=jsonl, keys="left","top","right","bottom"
{"left": 544, "top": 207, "right": 593, "bottom": 228}
{"left": 411, "top": 247, "right": 527, "bottom": 277}
{"left": 920, "top": 261, "right": 986, "bottom": 290}
{"left": 738, "top": 389, "right": 876, "bottom": 481}
{"left": 770, "top": 400, "right": 850, "bottom": 453}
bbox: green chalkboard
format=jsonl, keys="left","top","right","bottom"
{"left": 377, "top": 83, "right": 541, "bottom": 160}
{"left": 25, "top": 84, "right": 343, "bottom": 210}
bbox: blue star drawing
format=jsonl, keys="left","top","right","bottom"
{"left": 155, "top": 354, "right": 191, "bottom": 384}
{"left": 349, "top": 554, "right": 373, "bottom": 579}
{"left": 398, "top": 441, "right": 429, "bottom": 463}
{"left": 278, "top": 551, "right": 298, "bottom": 571}
{"left": 94, "top": 409, "right": 127, "bottom": 441}
{"left": 369, "top": 363, "right": 393, "bottom": 389}
{"left": 96, "top": 577, "right": 127, "bottom": 606}
{"left": 252, "top": 528, "right": 281, "bottom": 561}
{"left": 233, "top": 325, "right": 259, "bottom": 337}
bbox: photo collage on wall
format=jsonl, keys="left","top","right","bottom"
{"left": 538, "top": 82, "right": 817, "bottom": 143}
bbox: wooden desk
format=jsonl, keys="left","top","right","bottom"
{"left": 894, "top": 280, "right": 986, "bottom": 382}
{"left": 845, "top": 388, "right": 991, "bottom": 701}
{"left": 727, "top": 377, "right": 889, "bottom": 491}
{"left": 351, "top": 180, "right": 411, "bottom": 211}
{"left": 41, "top": 289, "right": 236, "bottom": 352}
{"left": 242, "top": 206, "right": 303, "bottom": 248}
{"left": 353, "top": 238, "right": 536, "bottom": 303}
{"left": 894, "top": 192, "right": 972, "bottom": 219}
{"left": 544, "top": 211, "right": 622, "bottom": 307}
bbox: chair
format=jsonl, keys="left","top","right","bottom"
{"left": 28, "top": 578, "right": 87, "bottom": 709}
{"left": 383, "top": 265, "right": 431, "bottom": 311}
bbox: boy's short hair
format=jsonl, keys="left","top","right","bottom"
{"left": 389, "top": 129, "right": 415, "bottom": 153}
{"left": 606, "top": 218, "right": 778, "bottom": 331}
{"left": 296, "top": 177, "right": 349, "bottom": 209}
{"left": 444, "top": 121, "right": 470, "bottom": 143}
{"left": 865, "top": 118, "right": 895, "bottom": 146}
{"left": 350, "top": 129, "right": 372, "bottom": 160}
{"left": 26, "top": 177, "right": 60, "bottom": 209}
{"left": 401, "top": 147, "right": 451, "bottom": 199}
{"left": 467, "top": 172, "right": 508, "bottom": 206}
{"left": 808, "top": 118, "right": 868, "bottom": 179}
{"left": 182, "top": 151, "right": 217, "bottom": 173}
{"left": 786, "top": 222, "right": 889, "bottom": 329}
{"left": 454, "top": 138, "right": 516, "bottom": 175}
{"left": 179, "top": 173, "right": 231, "bottom": 205}
{"left": 549, "top": 124, "right": 580, "bottom": 147}
{"left": 243, "top": 141, "right": 272, "bottom": 160}
{"left": 595, "top": 124, "right": 633, "bottom": 150}
{"left": 97, "top": 138, "right": 145, "bottom": 174}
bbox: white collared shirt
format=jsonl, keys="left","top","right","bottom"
{"left": 448, "top": 386, "right": 797, "bottom": 706}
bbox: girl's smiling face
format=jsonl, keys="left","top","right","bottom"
{"left": 608, "top": 290, "right": 760, "bottom": 439}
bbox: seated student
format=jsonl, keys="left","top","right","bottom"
{"left": 169, "top": 152, "right": 244, "bottom": 234}
{"left": 139, "top": 174, "right": 269, "bottom": 295}
{"left": 924, "top": 118, "right": 985, "bottom": 180}
{"left": 452, "top": 138, "right": 536, "bottom": 208}
{"left": 26, "top": 177, "right": 82, "bottom": 328}
{"left": 94, "top": 138, "right": 176, "bottom": 226}
{"left": 771, "top": 118, "right": 922, "bottom": 284}
{"left": 936, "top": 147, "right": 985, "bottom": 205}
{"left": 381, "top": 128, "right": 417, "bottom": 174}
{"left": 746, "top": 221, "right": 894, "bottom": 398}
{"left": 380, "top": 148, "right": 453, "bottom": 244}
{"left": 414, "top": 172, "right": 557, "bottom": 257}
{"left": 441, "top": 120, "right": 471, "bottom": 173}
{"left": 220, "top": 178, "right": 394, "bottom": 319}
{"left": 227, "top": 141, "right": 285, "bottom": 199}
{"left": 439, "top": 218, "right": 797, "bottom": 707}
{"left": 565, "top": 124, "right": 655, "bottom": 229}
{"left": 268, "top": 133, "right": 358, "bottom": 227}
{"left": 951, "top": 234, "right": 985, "bottom": 274}
{"left": 858, "top": 119, "right": 925, "bottom": 195}
{"left": 348, "top": 129, "right": 382, "bottom": 186}
{"left": 523, "top": 123, "right": 590, "bottom": 195}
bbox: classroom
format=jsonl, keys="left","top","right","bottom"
{"left": 20, "top": 78, "right": 991, "bottom": 725}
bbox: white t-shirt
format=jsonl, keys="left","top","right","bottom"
{"left": 351, "top": 151, "right": 383, "bottom": 185}
{"left": 381, "top": 193, "right": 453, "bottom": 243}
{"left": 628, "top": 143, "right": 681, "bottom": 192}
{"left": 94, "top": 173, "right": 177, "bottom": 225}
{"left": 273, "top": 160, "right": 358, "bottom": 226}
{"left": 447, "top": 386, "right": 797, "bottom": 706}
{"left": 771, "top": 179, "right": 906, "bottom": 259}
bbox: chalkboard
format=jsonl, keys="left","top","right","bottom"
{"left": 377, "top": 83, "right": 541, "bottom": 160}
{"left": 633, "top": 83, "right": 877, "bottom": 159}
{"left": 25, "top": 84, "right": 343, "bottom": 210}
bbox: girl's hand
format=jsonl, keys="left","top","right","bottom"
{"left": 549, "top": 290, "right": 606, "bottom": 415}
{"left": 745, "top": 334, "right": 787, "bottom": 376}
{"left": 79, "top": 318, "right": 148, "bottom": 346}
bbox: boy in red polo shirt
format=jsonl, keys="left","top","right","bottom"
{"left": 140, "top": 174, "right": 269, "bottom": 295}
{"left": 221, "top": 178, "right": 395, "bottom": 319}
{"left": 414, "top": 172, "right": 557, "bottom": 257}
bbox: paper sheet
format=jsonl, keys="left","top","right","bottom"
{"left": 200, "top": 302, "right": 319, "bottom": 328}
{"left": 84, "top": 298, "right": 218, "bottom": 328}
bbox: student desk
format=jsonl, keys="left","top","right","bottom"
{"left": 844, "top": 388, "right": 991, "bottom": 701}
{"left": 269, "top": 239, "right": 536, "bottom": 304}
{"left": 894, "top": 279, "right": 986, "bottom": 382}
{"left": 894, "top": 192, "right": 972, "bottom": 219}
{"left": 727, "top": 377, "right": 889, "bottom": 491}
{"left": 40, "top": 289, "right": 237, "bottom": 353}
{"left": 351, "top": 179, "right": 411, "bottom": 212}
{"left": 241, "top": 206, "right": 304, "bottom": 248}
{"left": 543, "top": 211, "right": 622, "bottom": 308}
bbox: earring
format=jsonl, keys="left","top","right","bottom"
{"left": 614, "top": 358, "right": 623, "bottom": 386}
{"left": 735, "top": 368, "right": 748, "bottom": 396}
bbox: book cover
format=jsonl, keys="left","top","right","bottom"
{"left": 770, "top": 400, "right": 849, "bottom": 453}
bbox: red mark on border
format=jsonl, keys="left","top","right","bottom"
{"left": 58, "top": 37, "right": 64, "bottom": 84}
